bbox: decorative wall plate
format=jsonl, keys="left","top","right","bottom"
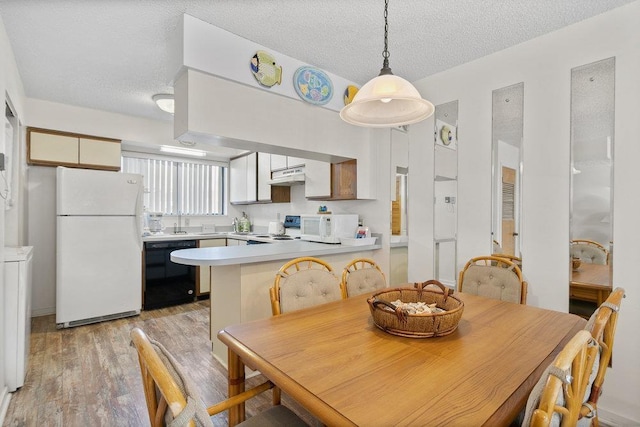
{"left": 293, "top": 66, "right": 333, "bottom": 105}
{"left": 343, "top": 85, "right": 359, "bottom": 105}
{"left": 440, "top": 125, "right": 453, "bottom": 145}
{"left": 250, "top": 50, "right": 282, "bottom": 87}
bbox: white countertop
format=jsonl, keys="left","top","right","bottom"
{"left": 142, "top": 232, "right": 230, "bottom": 242}
{"left": 171, "top": 239, "right": 381, "bottom": 267}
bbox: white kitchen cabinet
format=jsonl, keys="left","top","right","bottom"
{"left": 304, "top": 159, "right": 331, "bottom": 198}
{"left": 257, "top": 152, "right": 272, "bottom": 202}
{"left": 270, "top": 154, "right": 306, "bottom": 171}
{"left": 197, "top": 239, "right": 226, "bottom": 295}
{"left": 4, "top": 246, "right": 33, "bottom": 392}
{"left": 229, "top": 153, "right": 257, "bottom": 204}
{"left": 27, "top": 127, "right": 121, "bottom": 171}
{"left": 232, "top": 152, "right": 290, "bottom": 204}
{"left": 270, "top": 154, "right": 287, "bottom": 171}
{"left": 226, "top": 238, "right": 247, "bottom": 246}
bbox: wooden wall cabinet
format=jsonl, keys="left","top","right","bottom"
{"left": 305, "top": 159, "right": 357, "bottom": 201}
{"left": 27, "top": 127, "right": 121, "bottom": 171}
{"left": 331, "top": 159, "right": 357, "bottom": 200}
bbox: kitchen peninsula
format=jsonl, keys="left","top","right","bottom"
{"left": 171, "top": 238, "right": 382, "bottom": 364}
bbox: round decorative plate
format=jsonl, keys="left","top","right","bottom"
{"left": 250, "top": 50, "right": 282, "bottom": 87}
{"left": 343, "top": 85, "right": 359, "bottom": 105}
{"left": 293, "top": 66, "right": 333, "bottom": 105}
{"left": 440, "top": 125, "right": 453, "bottom": 146}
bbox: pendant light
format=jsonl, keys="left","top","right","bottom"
{"left": 340, "top": 0, "right": 434, "bottom": 128}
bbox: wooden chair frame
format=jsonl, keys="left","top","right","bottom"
{"left": 340, "top": 257, "right": 386, "bottom": 298}
{"left": 530, "top": 330, "right": 599, "bottom": 427}
{"left": 571, "top": 239, "right": 610, "bottom": 265}
{"left": 130, "top": 327, "right": 275, "bottom": 427}
{"left": 491, "top": 253, "right": 523, "bottom": 268}
{"left": 579, "top": 287, "right": 625, "bottom": 426}
{"left": 269, "top": 256, "right": 338, "bottom": 316}
{"left": 458, "top": 255, "right": 528, "bottom": 304}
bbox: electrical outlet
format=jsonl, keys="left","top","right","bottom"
{"left": 445, "top": 196, "right": 450, "bottom": 203}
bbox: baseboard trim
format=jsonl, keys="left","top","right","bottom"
{"left": 0, "top": 386, "right": 11, "bottom": 426}
{"left": 31, "top": 306, "right": 55, "bottom": 317}
{"left": 598, "top": 407, "right": 638, "bottom": 426}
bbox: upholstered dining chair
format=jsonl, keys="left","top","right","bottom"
{"left": 269, "top": 256, "right": 342, "bottom": 316}
{"left": 522, "top": 330, "right": 599, "bottom": 427}
{"left": 340, "top": 258, "right": 387, "bottom": 298}
{"left": 129, "top": 327, "right": 307, "bottom": 427}
{"left": 579, "top": 287, "right": 625, "bottom": 426}
{"left": 570, "top": 239, "right": 609, "bottom": 265}
{"left": 458, "top": 255, "right": 528, "bottom": 304}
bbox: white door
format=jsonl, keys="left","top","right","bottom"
{"left": 56, "top": 215, "right": 142, "bottom": 325}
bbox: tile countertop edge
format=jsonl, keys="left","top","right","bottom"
{"left": 170, "top": 240, "right": 382, "bottom": 267}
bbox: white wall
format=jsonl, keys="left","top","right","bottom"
{"left": 0, "top": 12, "right": 26, "bottom": 422}
{"left": 409, "top": 2, "right": 640, "bottom": 423}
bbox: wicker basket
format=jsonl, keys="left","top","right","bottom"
{"left": 367, "top": 280, "right": 464, "bottom": 338}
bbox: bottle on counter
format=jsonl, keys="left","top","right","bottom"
{"left": 238, "top": 212, "right": 251, "bottom": 233}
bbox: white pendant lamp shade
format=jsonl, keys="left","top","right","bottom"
{"left": 340, "top": 74, "right": 434, "bottom": 127}
{"left": 340, "top": 0, "right": 434, "bottom": 128}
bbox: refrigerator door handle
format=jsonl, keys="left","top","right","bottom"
{"left": 134, "top": 182, "right": 143, "bottom": 251}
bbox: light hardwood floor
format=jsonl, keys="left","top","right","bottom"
{"left": 3, "top": 300, "right": 318, "bottom": 426}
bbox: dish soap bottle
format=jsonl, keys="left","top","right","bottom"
{"left": 239, "top": 212, "right": 251, "bottom": 233}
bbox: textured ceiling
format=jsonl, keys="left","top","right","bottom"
{"left": 0, "top": 0, "right": 633, "bottom": 153}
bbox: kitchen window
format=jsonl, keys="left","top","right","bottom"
{"left": 121, "top": 153, "right": 226, "bottom": 215}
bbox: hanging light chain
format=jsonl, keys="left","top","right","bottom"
{"left": 380, "top": 0, "right": 392, "bottom": 75}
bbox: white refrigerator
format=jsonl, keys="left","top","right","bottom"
{"left": 56, "top": 166, "right": 143, "bottom": 328}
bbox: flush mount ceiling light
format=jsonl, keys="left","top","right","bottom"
{"left": 152, "top": 94, "right": 174, "bottom": 114}
{"left": 340, "top": 0, "right": 434, "bottom": 128}
{"left": 160, "top": 145, "right": 206, "bottom": 157}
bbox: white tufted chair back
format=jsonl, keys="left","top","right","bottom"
{"left": 458, "top": 256, "right": 527, "bottom": 304}
{"left": 570, "top": 240, "right": 609, "bottom": 265}
{"left": 270, "top": 257, "right": 342, "bottom": 315}
{"left": 341, "top": 258, "right": 387, "bottom": 298}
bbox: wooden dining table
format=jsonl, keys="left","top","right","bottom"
{"left": 570, "top": 263, "right": 612, "bottom": 305}
{"left": 217, "top": 291, "right": 586, "bottom": 426}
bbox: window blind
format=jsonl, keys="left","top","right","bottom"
{"left": 122, "top": 155, "right": 225, "bottom": 215}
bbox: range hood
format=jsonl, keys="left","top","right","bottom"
{"left": 268, "top": 166, "right": 305, "bottom": 186}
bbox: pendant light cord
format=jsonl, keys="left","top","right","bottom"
{"left": 380, "top": 0, "right": 392, "bottom": 75}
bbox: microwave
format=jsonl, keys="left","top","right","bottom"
{"left": 300, "top": 214, "right": 359, "bottom": 244}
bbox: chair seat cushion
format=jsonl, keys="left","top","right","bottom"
{"left": 279, "top": 269, "right": 342, "bottom": 313}
{"left": 237, "top": 405, "right": 308, "bottom": 427}
{"left": 461, "top": 265, "right": 522, "bottom": 304}
{"left": 346, "top": 268, "right": 386, "bottom": 296}
{"left": 571, "top": 245, "right": 607, "bottom": 265}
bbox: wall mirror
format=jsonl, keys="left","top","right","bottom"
{"left": 569, "top": 57, "right": 615, "bottom": 317}
{"left": 491, "top": 83, "right": 524, "bottom": 264}
{"left": 433, "top": 100, "right": 458, "bottom": 287}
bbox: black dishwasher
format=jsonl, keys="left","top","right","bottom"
{"left": 144, "top": 240, "right": 196, "bottom": 310}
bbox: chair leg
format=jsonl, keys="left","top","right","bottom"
{"left": 272, "top": 386, "right": 281, "bottom": 405}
